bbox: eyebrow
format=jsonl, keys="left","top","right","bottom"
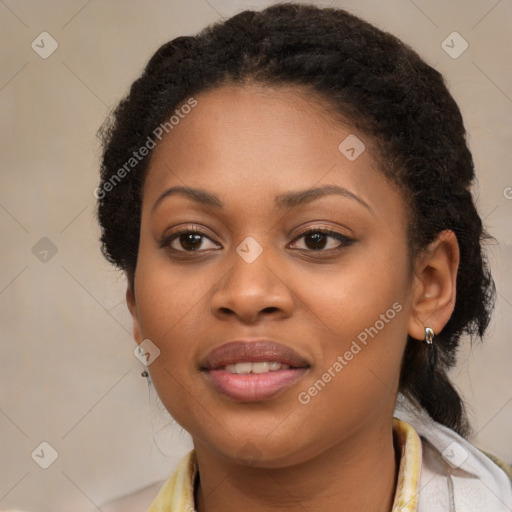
{"left": 152, "top": 184, "right": 372, "bottom": 214}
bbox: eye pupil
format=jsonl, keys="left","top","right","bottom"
{"left": 180, "top": 233, "right": 202, "bottom": 251}
{"left": 305, "top": 232, "right": 328, "bottom": 250}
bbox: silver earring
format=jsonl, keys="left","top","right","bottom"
{"left": 424, "top": 327, "right": 435, "bottom": 345}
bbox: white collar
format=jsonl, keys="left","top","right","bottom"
{"left": 394, "top": 394, "right": 512, "bottom": 512}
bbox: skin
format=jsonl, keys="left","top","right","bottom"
{"left": 127, "top": 84, "right": 459, "bottom": 512}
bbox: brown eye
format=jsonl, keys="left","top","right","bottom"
{"left": 303, "top": 232, "right": 331, "bottom": 250}
{"left": 173, "top": 232, "right": 205, "bottom": 251}
{"left": 160, "top": 228, "right": 221, "bottom": 252}
{"left": 290, "top": 229, "right": 354, "bottom": 251}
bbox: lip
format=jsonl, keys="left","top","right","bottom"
{"left": 200, "top": 339, "right": 310, "bottom": 402}
{"left": 200, "top": 340, "right": 309, "bottom": 370}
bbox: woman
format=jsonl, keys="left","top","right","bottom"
{"left": 96, "top": 3, "right": 512, "bottom": 511}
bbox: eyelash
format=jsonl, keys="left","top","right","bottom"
{"left": 159, "top": 225, "right": 355, "bottom": 255}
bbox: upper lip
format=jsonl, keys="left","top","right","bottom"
{"left": 200, "top": 339, "right": 310, "bottom": 370}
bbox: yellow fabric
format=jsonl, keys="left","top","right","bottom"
{"left": 147, "top": 418, "right": 422, "bottom": 512}
{"left": 147, "top": 450, "right": 197, "bottom": 512}
{"left": 391, "top": 418, "right": 422, "bottom": 512}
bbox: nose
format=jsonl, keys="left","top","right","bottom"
{"left": 210, "top": 248, "right": 294, "bottom": 324}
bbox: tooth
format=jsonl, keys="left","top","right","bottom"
{"left": 281, "top": 364, "right": 290, "bottom": 370}
{"left": 268, "top": 362, "right": 282, "bottom": 371}
{"left": 225, "top": 364, "right": 237, "bottom": 374}
{"left": 251, "top": 362, "right": 270, "bottom": 373}
{"left": 235, "top": 362, "right": 252, "bottom": 374}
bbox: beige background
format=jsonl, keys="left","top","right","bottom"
{"left": 0, "top": 0, "right": 511, "bottom": 510}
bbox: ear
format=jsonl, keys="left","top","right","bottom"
{"left": 126, "top": 283, "right": 143, "bottom": 344}
{"left": 408, "top": 230, "right": 460, "bottom": 341}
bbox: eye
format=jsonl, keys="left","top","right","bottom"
{"left": 160, "top": 226, "right": 354, "bottom": 255}
{"left": 289, "top": 228, "right": 354, "bottom": 251}
{"left": 160, "top": 226, "right": 221, "bottom": 252}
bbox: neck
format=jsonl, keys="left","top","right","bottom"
{"left": 193, "top": 420, "right": 398, "bottom": 512}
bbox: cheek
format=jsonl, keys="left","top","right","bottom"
{"left": 293, "top": 294, "right": 409, "bottom": 446}
{"left": 294, "top": 248, "right": 410, "bottom": 394}
{"left": 293, "top": 247, "right": 408, "bottom": 333}
{"left": 133, "top": 240, "right": 212, "bottom": 341}
{"left": 132, "top": 251, "right": 206, "bottom": 399}
{"left": 133, "top": 260, "right": 208, "bottom": 430}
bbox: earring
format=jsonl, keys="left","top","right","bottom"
{"left": 141, "top": 369, "right": 153, "bottom": 385}
{"left": 424, "top": 327, "right": 435, "bottom": 345}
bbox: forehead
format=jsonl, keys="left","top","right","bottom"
{"left": 143, "top": 83, "right": 405, "bottom": 223}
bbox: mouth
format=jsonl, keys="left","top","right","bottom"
{"left": 200, "top": 340, "right": 310, "bottom": 402}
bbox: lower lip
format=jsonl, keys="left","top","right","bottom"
{"left": 204, "top": 368, "right": 308, "bottom": 402}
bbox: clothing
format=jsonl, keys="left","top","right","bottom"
{"left": 147, "top": 398, "right": 512, "bottom": 511}
{"left": 394, "top": 395, "right": 512, "bottom": 511}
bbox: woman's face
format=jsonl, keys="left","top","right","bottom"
{"left": 129, "top": 84, "right": 416, "bottom": 467}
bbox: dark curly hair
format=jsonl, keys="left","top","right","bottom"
{"left": 97, "top": 2, "right": 495, "bottom": 437}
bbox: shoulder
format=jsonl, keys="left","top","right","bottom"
{"left": 100, "top": 451, "right": 197, "bottom": 512}
{"left": 479, "top": 449, "right": 512, "bottom": 484}
{"left": 395, "top": 395, "right": 512, "bottom": 511}
{"left": 99, "top": 481, "right": 166, "bottom": 512}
